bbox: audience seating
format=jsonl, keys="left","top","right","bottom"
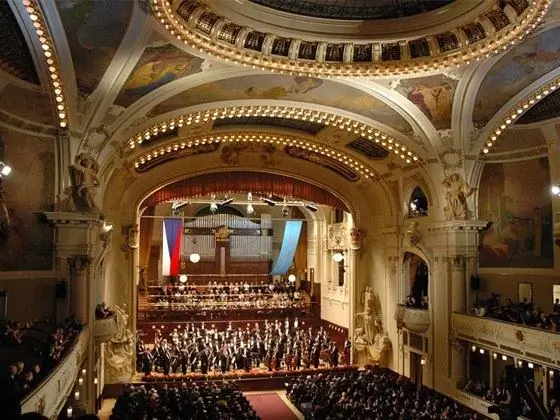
{"left": 110, "top": 382, "right": 260, "bottom": 419}
{"left": 287, "top": 369, "right": 482, "bottom": 419}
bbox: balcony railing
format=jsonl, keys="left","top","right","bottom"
{"left": 94, "top": 315, "right": 117, "bottom": 343}
{"left": 453, "top": 313, "right": 560, "bottom": 366}
{"left": 21, "top": 327, "right": 89, "bottom": 418}
{"left": 395, "top": 304, "right": 431, "bottom": 333}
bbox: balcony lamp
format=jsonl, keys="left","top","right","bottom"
{"left": 552, "top": 185, "right": 560, "bottom": 196}
{"left": 333, "top": 251, "right": 344, "bottom": 262}
{"left": 189, "top": 253, "right": 201, "bottom": 263}
{"left": 0, "top": 161, "right": 11, "bottom": 177}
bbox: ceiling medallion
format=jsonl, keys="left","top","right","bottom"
{"left": 152, "top": 0, "right": 551, "bottom": 77}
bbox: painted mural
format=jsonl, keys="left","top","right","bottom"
{"left": 114, "top": 43, "right": 203, "bottom": 108}
{"left": 151, "top": 75, "right": 413, "bottom": 133}
{"left": 0, "top": 131, "right": 54, "bottom": 271}
{"left": 479, "top": 158, "right": 553, "bottom": 268}
{"left": 0, "top": 84, "right": 55, "bottom": 126}
{"left": 473, "top": 26, "right": 560, "bottom": 125}
{"left": 395, "top": 75, "right": 456, "bottom": 130}
{"left": 57, "top": 0, "right": 133, "bottom": 94}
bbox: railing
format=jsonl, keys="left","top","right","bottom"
{"left": 454, "top": 390, "right": 499, "bottom": 420}
{"left": 94, "top": 315, "right": 117, "bottom": 343}
{"left": 394, "top": 304, "right": 431, "bottom": 333}
{"left": 453, "top": 313, "right": 560, "bottom": 367}
{"left": 21, "top": 327, "right": 89, "bottom": 418}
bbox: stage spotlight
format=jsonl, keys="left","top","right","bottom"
{"left": 305, "top": 203, "right": 318, "bottom": 212}
{"left": 0, "top": 161, "right": 11, "bottom": 177}
{"left": 246, "top": 203, "right": 254, "bottom": 214}
{"left": 209, "top": 202, "right": 218, "bottom": 212}
{"left": 220, "top": 198, "right": 234, "bottom": 206}
{"left": 262, "top": 197, "right": 276, "bottom": 206}
{"left": 171, "top": 201, "right": 189, "bottom": 211}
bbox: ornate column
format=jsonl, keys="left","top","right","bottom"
{"left": 69, "top": 257, "right": 91, "bottom": 323}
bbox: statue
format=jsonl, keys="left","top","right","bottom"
{"left": 349, "top": 228, "right": 362, "bottom": 250}
{"left": 442, "top": 173, "right": 475, "bottom": 221}
{"left": 69, "top": 153, "right": 100, "bottom": 212}
{"left": 353, "top": 287, "right": 392, "bottom": 367}
{"left": 105, "top": 304, "right": 134, "bottom": 382}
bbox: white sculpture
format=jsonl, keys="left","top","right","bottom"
{"left": 69, "top": 153, "right": 100, "bottom": 211}
{"left": 443, "top": 173, "right": 475, "bottom": 221}
{"left": 353, "top": 287, "right": 391, "bottom": 366}
{"left": 105, "top": 304, "right": 134, "bottom": 382}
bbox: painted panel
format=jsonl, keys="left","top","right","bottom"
{"left": 114, "top": 43, "right": 203, "bottom": 108}
{"left": 473, "top": 26, "right": 560, "bottom": 126}
{"left": 0, "top": 130, "right": 54, "bottom": 270}
{"left": 57, "top": 0, "right": 133, "bottom": 94}
{"left": 151, "top": 74, "right": 413, "bottom": 133}
{"left": 479, "top": 157, "right": 553, "bottom": 268}
{"left": 394, "top": 74, "right": 457, "bottom": 130}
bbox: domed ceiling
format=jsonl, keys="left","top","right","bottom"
{"left": 249, "top": 0, "right": 456, "bottom": 20}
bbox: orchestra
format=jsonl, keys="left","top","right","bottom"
{"left": 136, "top": 318, "right": 346, "bottom": 376}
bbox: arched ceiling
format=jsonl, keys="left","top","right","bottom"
{"left": 248, "top": 0, "right": 456, "bottom": 20}
{"left": 1, "top": 0, "right": 560, "bottom": 212}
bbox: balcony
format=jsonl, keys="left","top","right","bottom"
{"left": 453, "top": 313, "right": 560, "bottom": 365}
{"left": 395, "top": 304, "right": 431, "bottom": 333}
{"left": 21, "top": 327, "right": 89, "bottom": 418}
{"left": 94, "top": 314, "right": 117, "bottom": 342}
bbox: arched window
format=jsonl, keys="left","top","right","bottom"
{"left": 408, "top": 186, "right": 428, "bottom": 218}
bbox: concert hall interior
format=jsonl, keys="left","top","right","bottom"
{"left": 3, "top": 0, "right": 560, "bottom": 419}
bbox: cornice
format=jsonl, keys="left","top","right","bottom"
{"left": 152, "top": 0, "right": 551, "bottom": 77}
{"left": 0, "top": 108, "right": 57, "bottom": 137}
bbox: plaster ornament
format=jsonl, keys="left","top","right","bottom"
{"left": 349, "top": 227, "right": 362, "bottom": 250}
{"left": 353, "top": 287, "right": 391, "bottom": 367}
{"left": 213, "top": 225, "right": 234, "bottom": 240}
{"left": 69, "top": 153, "right": 101, "bottom": 213}
{"left": 105, "top": 304, "right": 135, "bottom": 382}
{"left": 442, "top": 173, "right": 475, "bottom": 221}
{"left": 128, "top": 224, "right": 139, "bottom": 249}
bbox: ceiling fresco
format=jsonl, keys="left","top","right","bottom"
{"left": 114, "top": 39, "right": 204, "bottom": 108}
{"left": 249, "top": 0, "right": 456, "bottom": 20}
{"left": 473, "top": 26, "right": 560, "bottom": 126}
{"left": 0, "top": 2, "right": 39, "bottom": 84}
{"left": 393, "top": 74, "right": 457, "bottom": 130}
{"left": 150, "top": 75, "right": 413, "bottom": 133}
{"left": 57, "top": 0, "right": 134, "bottom": 95}
{"left": 0, "top": 84, "right": 54, "bottom": 126}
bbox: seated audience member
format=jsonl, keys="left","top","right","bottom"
{"left": 95, "top": 302, "right": 114, "bottom": 319}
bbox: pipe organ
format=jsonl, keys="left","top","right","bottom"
{"left": 181, "top": 214, "right": 273, "bottom": 261}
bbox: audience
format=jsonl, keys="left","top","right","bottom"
{"left": 287, "top": 369, "right": 481, "bottom": 419}
{"left": 0, "top": 314, "right": 83, "bottom": 414}
{"left": 110, "top": 382, "right": 259, "bottom": 420}
{"left": 471, "top": 293, "right": 560, "bottom": 332}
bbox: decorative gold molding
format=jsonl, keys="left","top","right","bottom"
{"left": 480, "top": 76, "right": 560, "bottom": 155}
{"left": 152, "top": 0, "right": 551, "bottom": 77}
{"left": 125, "top": 105, "right": 421, "bottom": 164}
{"left": 132, "top": 131, "right": 382, "bottom": 180}
{"left": 20, "top": 0, "right": 68, "bottom": 129}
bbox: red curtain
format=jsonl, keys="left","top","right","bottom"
{"left": 142, "top": 171, "right": 347, "bottom": 211}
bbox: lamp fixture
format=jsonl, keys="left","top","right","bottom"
{"left": 209, "top": 193, "right": 218, "bottom": 212}
{"left": 288, "top": 274, "right": 296, "bottom": 283}
{"left": 262, "top": 196, "right": 276, "bottom": 206}
{"left": 552, "top": 185, "right": 560, "bottom": 196}
{"left": 179, "top": 274, "right": 188, "bottom": 283}
{"left": 189, "top": 253, "right": 201, "bottom": 263}
{"left": 305, "top": 203, "right": 318, "bottom": 212}
{"left": 333, "top": 251, "right": 344, "bottom": 263}
{"left": 220, "top": 197, "right": 234, "bottom": 206}
{"left": 0, "top": 161, "right": 11, "bottom": 177}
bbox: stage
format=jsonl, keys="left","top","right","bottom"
{"left": 102, "top": 365, "right": 360, "bottom": 397}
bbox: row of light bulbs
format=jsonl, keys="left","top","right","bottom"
{"left": 152, "top": 0, "right": 550, "bottom": 77}
{"left": 133, "top": 132, "right": 378, "bottom": 179}
{"left": 482, "top": 75, "right": 560, "bottom": 154}
{"left": 470, "top": 345, "right": 558, "bottom": 374}
{"left": 126, "top": 106, "right": 419, "bottom": 164}
{"left": 21, "top": 0, "right": 68, "bottom": 129}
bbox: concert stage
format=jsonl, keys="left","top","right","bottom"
{"left": 102, "top": 365, "right": 359, "bottom": 397}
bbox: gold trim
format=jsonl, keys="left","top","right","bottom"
{"left": 20, "top": 0, "right": 68, "bottom": 129}
{"left": 152, "top": 0, "right": 551, "bottom": 77}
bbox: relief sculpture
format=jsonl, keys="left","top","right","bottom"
{"left": 105, "top": 304, "right": 135, "bottom": 382}
{"left": 69, "top": 153, "right": 101, "bottom": 213}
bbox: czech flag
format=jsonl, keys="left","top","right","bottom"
{"left": 162, "top": 218, "right": 182, "bottom": 276}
